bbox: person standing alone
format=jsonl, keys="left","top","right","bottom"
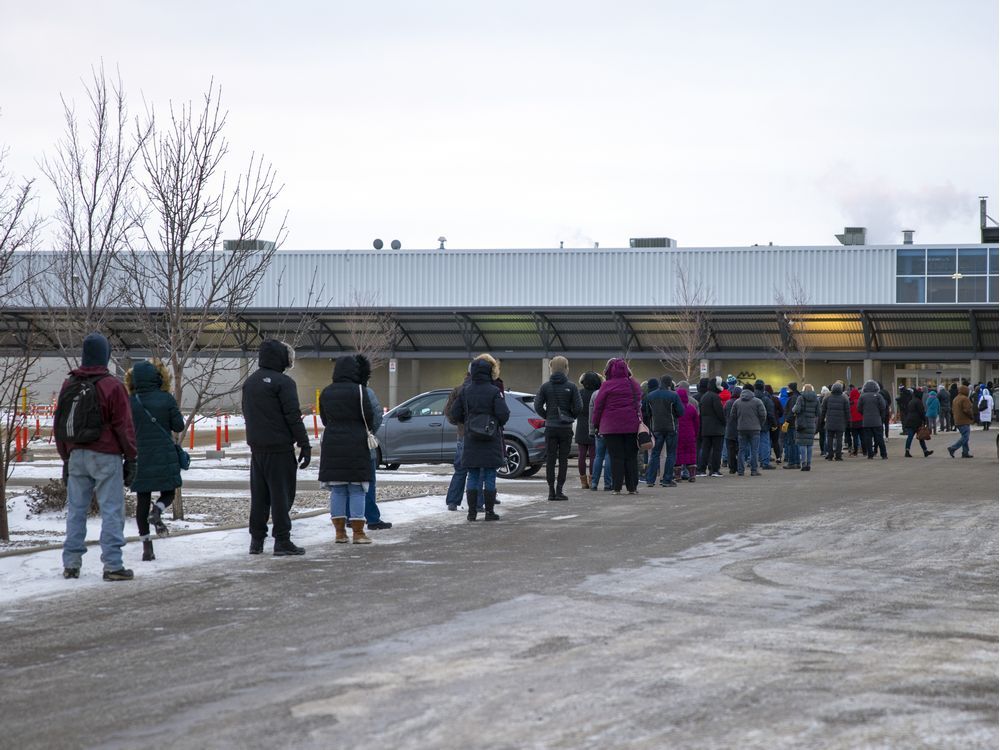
{"left": 242, "top": 340, "right": 311, "bottom": 556}
{"left": 535, "top": 356, "right": 583, "bottom": 501}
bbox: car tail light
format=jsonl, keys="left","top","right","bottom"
{"left": 528, "top": 418, "right": 545, "bottom": 430}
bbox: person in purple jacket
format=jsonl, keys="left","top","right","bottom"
{"left": 591, "top": 358, "right": 642, "bottom": 494}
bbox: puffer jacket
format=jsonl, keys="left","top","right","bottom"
{"left": 318, "top": 355, "right": 375, "bottom": 483}
{"left": 821, "top": 383, "right": 851, "bottom": 432}
{"left": 450, "top": 359, "right": 510, "bottom": 469}
{"left": 676, "top": 388, "right": 699, "bottom": 465}
{"left": 901, "top": 393, "right": 927, "bottom": 431}
{"left": 753, "top": 385, "right": 776, "bottom": 429}
{"left": 698, "top": 380, "right": 726, "bottom": 437}
{"left": 575, "top": 372, "right": 602, "bottom": 444}
{"left": 856, "top": 380, "right": 886, "bottom": 428}
{"left": 592, "top": 359, "right": 642, "bottom": 435}
{"left": 792, "top": 390, "right": 820, "bottom": 445}
{"left": 937, "top": 387, "right": 951, "bottom": 413}
{"left": 535, "top": 371, "right": 582, "bottom": 432}
{"left": 242, "top": 339, "right": 310, "bottom": 454}
{"left": 848, "top": 387, "right": 862, "bottom": 425}
{"left": 127, "top": 361, "right": 185, "bottom": 493}
{"left": 644, "top": 383, "right": 684, "bottom": 434}
{"left": 732, "top": 388, "right": 766, "bottom": 432}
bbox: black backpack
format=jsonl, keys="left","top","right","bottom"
{"left": 978, "top": 396, "right": 988, "bottom": 412}
{"left": 55, "top": 374, "right": 109, "bottom": 443}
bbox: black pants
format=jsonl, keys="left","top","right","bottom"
{"left": 249, "top": 450, "right": 297, "bottom": 541}
{"left": 863, "top": 426, "right": 887, "bottom": 458}
{"left": 726, "top": 438, "right": 739, "bottom": 473}
{"left": 697, "top": 434, "right": 723, "bottom": 474}
{"left": 545, "top": 429, "right": 573, "bottom": 491}
{"left": 136, "top": 489, "right": 176, "bottom": 537}
{"left": 826, "top": 430, "right": 843, "bottom": 458}
{"left": 771, "top": 429, "right": 782, "bottom": 461}
{"left": 604, "top": 433, "right": 639, "bottom": 492}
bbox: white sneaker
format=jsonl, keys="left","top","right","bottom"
{"left": 710, "top": 472, "right": 724, "bottom": 478}
{"left": 696, "top": 472, "right": 709, "bottom": 477}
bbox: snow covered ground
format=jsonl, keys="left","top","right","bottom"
{"left": 0, "top": 490, "right": 538, "bottom": 608}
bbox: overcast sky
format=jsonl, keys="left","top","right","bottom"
{"left": 2, "top": 1, "right": 997, "bottom": 249}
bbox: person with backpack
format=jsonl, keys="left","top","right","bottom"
{"left": 575, "top": 371, "right": 602, "bottom": 489}
{"left": 450, "top": 358, "right": 510, "bottom": 520}
{"left": 319, "top": 355, "right": 377, "bottom": 545}
{"left": 242, "top": 339, "right": 312, "bottom": 556}
{"left": 643, "top": 376, "right": 684, "bottom": 487}
{"left": 535, "top": 356, "right": 583, "bottom": 501}
{"left": 977, "top": 386, "right": 994, "bottom": 430}
{"left": 55, "top": 333, "right": 137, "bottom": 581}
{"left": 125, "top": 360, "right": 185, "bottom": 562}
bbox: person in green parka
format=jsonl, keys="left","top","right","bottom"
{"left": 125, "top": 360, "right": 185, "bottom": 561}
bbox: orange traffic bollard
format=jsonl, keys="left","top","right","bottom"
{"left": 215, "top": 414, "right": 222, "bottom": 452}
{"left": 313, "top": 413, "right": 319, "bottom": 439}
{"left": 189, "top": 420, "right": 195, "bottom": 449}
{"left": 223, "top": 413, "right": 230, "bottom": 445}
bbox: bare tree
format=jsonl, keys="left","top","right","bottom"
{"left": 38, "top": 65, "right": 150, "bottom": 366}
{"left": 773, "top": 274, "right": 810, "bottom": 381}
{"left": 117, "top": 83, "right": 289, "bottom": 519}
{"left": 344, "top": 290, "right": 398, "bottom": 372}
{"left": 0, "top": 149, "right": 45, "bottom": 542}
{"left": 654, "top": 263, "right": 714, "bottom": 382}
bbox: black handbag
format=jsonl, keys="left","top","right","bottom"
{"left": 135, "top": 394, "right": 191, "bottom": 470}
{"left": 463, "top": 390, "right": 498, "bottom": 441}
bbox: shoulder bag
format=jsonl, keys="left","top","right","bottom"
{"left": 463, "top": 388, "right": 498, "bottom": 441}
{"left": 634, "top": 383, "right": 654, "bottom": 451}
{"left": 915, "top": 424, "right": 931, "bottom": 442}
{"left": 359, "top": 385, "right": 379, "bottom": 450}
{"left": 135, "top": 394, "right": 190, "bottom": 470}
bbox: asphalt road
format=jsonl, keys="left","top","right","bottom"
{"left": 2, "top": 430, "right": 997, "bottom": 750}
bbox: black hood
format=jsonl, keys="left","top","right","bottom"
{"left": 580, "top": 371, "right": 602, "bottom": 391}
{"left": 549, "top": 371, "right": 568, "bottom": 385}
{"left": 333, "top": 355, "right": 363, "bottom": 384}
{"left": 697, "top": 377, "right": 709, "bottom": 394}
{"left": 831, "top": 383, "right": 844, "bottom": 394}
{"left": 470, "top": 358, "right": 494, "bottom": 383}
{"left": 258, "top": 339, "right": 290, "bottom": 372}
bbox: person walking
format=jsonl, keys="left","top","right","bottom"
{"left": 821, "top": 382, "right": 850, "bottom": 460}
{"left": 696, "top": 377, "right": 726, "bottom": 478}
{"left": 591, "top": 359, "right": 642, "bottom": 494}
{"left": 675, "top": 382, "right": 700, "bottom": 482}
{"left": 242, "top": 339, "right": 311, "bottom": 556}
{"left": 856, "top": 380, "right": 887, "bottom": 459}
{"left": 902, "top": 389, "right": 933, "bottom": 458}
{"left": 937, "top": 385, "right": 952, "bottom": 432}
{"left": 451, "top": 358, "right": 510, "bottom": 520}
{"left": 783, "top": 382, "right": 801, "bottom": 468}
{"left": 643, "top": 376, "right": 683, "bottom": 487}
{"left": 125, "top": 360, "right": 185, "bottom": 561}
{"left": 535, "top": 356, "right": 583, "bottom": 501}
{"left": 55, "top": 333, "right": 137, "bottom": 581}
{"left": 947, "top": 385, "right": 976, "bottom": 458}
{"left": 357, "top": 378, "right": 391, "bottom": 531}
{"left": 792, "top": 384, "right": 820, "bottom": 470}
{"left": 587, "top": 375, "right": 613, "bottom": 491}
{"left": 977, "top": 386, "right": 994, "bottom": 430}
{"left": 319, "top": 355, "right": 377, "bottom": 545}
{"left": 924, "top": 387, "right": 940, "bottom": 435}
{"left": 575, "top": 371, "right": 601, "bottom": 489}
{"left": 732, "top": 386, "right": 766, "bottom": 476}
{"left": 444, "top": 374, "right": 470, "bottom": 510}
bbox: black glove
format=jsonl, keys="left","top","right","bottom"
{"left": 123, "top": 458, "right": 138, "bottom": 487}
{"left": 297, "top": 445, "right": 311, "bottom": 470}
{"left": 62, "top": 461, "right": 69, "bottom": 486}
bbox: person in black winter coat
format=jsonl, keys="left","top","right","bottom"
{"left": 451, "top": 359, "right": 510, "bottom": 521}
{"left": 821, "top": 382, "right": 851, "bottom": 460}
{"left": 783, "top": 382, "right": 801, "bottom": 468}
{"left": 878, "top": 382, "right": 893, "bottom": 437}
{"left": 857, "top": 380, "right": 888, "bottom": 459}
{"left": 696, "top": 376, "right": 726, "bottom": 476}
{"left": 535, "top": 356, "right": 583, "bottom": 501}
{"left": 319, "top": 355, "right": 377, "bottom": 545}
{"left": 575, "top": 371, "right": 602, "bottom": 489}
{"left": 902, "top": 389, "right": 932, "bottom": 458}
{"left": 242, "top": 339, "right": 311, "bottom": 556}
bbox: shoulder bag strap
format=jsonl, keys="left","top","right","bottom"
{"left": 358, "top": 385, "right": 370, "bottom": 433}
{"left": 134, "top": 393, "right": 178, "bottom": 445}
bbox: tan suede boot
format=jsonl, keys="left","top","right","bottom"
{"left": 580, "top": 474, "right": 590, "bottom": 489}
{"left": 350, "top": 519, "right": 373, "bottom": 544}
{"left": 332, "top": 517, "right": 349, "bottom": 543}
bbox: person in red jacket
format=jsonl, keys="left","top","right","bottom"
{"left": 55, "top": 333, "right": 138, "bottom": 581}
{"left": 847, "top": 384, "right": 863, "bottom": 456}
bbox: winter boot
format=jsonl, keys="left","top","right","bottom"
{"left": 923, "top": 449, "right": 933, "bottom": 457}
{"left": 142, "top": 538, "right": 155, "bottom": 562}
{"left": 350, "top": 519, "right": 373, "bottom": 544}
{"left": 332, "top": 517, "right": 349, "bottom": 543}
{"left": 547, "top": 483, "right": 556, "bottom": 501}
{"left": 466, "top": 490, "right": 479, "bottom": 521}
{"left": 483, "top": 490, "right": 500, "bottom": 521}
{"left": 149, "top": 502, "right": 169, "bottom": 536}
{"left": 905, "top": 450, "right": 913, "bottom": 457}
{"left": 580, "top": 475, "right": 590, "bottom": 489}
{"left": 249, "top": 538, "right": 264, "bottom": 555}
{"left": 273, "top": 539, "right": 305, "bottom": 556}
{"left": 103, "top": 568, "right": 134, "bottom": 581}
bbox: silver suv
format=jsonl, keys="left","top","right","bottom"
{"left": 375, "top": 389, "right": 546, "bottom": 478}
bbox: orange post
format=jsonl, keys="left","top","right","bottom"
{"left": 312, "top": 413, "right": 319, "bottom": 439}
{"left": 223, "top": 414, "right": 230, "bottom": 445}
{"left": 14, "top": 425, "right": 23, "bottom": 462}
{"left": 215, "top": 415, "right": 222, "bottom": 452}
{"left": 189, "top": 419, "right": 195, "bottom": 449}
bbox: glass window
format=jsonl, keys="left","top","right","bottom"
{"left": 958, "top": 248, "right": 988, "bottom": 275}
{"left": 990, "top": 276, "right": 998, "bottom": 303}
{"left": 926, "top": 276, "right": 956, "bottom": 303}
{"left": 990, "top": 247, "right": 998, "bottom": 273}
{"left": 404, "top": 393, "right": 448, "bottom": 417}
{"left": 896, "top": 276, "right": 925, "bottom": 303}
{"left": 957, "top": 275, "right": 987, "bottom": 302}
{"left": 926, "top": 248, "right": 956, "bottom": 275}
{"left": 896, "top": 248, "right": 925, "bottom": 275}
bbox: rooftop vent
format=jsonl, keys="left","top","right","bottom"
{"left": 629, "top": 237, "right": 676, "bottom": 248}
{"left": 834, "top": 227, "right": 866, "bottom": 246}
{"left": 902, "top": 230, "right": 914, "bottom": 245}
{"left": 223, "top": 239, "right": 276, "bottom": 252}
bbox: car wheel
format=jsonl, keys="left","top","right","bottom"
{"left": 497, "top": 439, "right": 528, "bottom": 479}
{"left": 520, "top": 464, "right": 541, "bottom": 477}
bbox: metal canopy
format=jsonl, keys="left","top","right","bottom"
{"left": 0, "top": 305, "right": 996, "bottom": 360}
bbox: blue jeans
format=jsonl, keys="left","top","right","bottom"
{"left": 363, "top": 454, "right": 381, "bottom": 523}
{"left": 466, "top": 467, "right": 497, "bottom": 493}
{"left": 949, "top": 424, "right": 971, "bottom": 456}
{"left": 645, "top": 432, "right": 677, "bottom": 484}
{"left": 800, "top": 443, "right": 813, "bottom": 466}
{"left": 783, "top": 429, "right": 800, "bottom": 465}
{"left": 330, "top": 483, "right": 366, "bottom": 519}
{"left": 446, "top": 439, "right": 469, "bottom": 507}
{"left": 590, "top": 435, "right": 613, "bottom": 489}
{"left": 758, "top": 428, "right": 771, "bottom": 467}
{"left": 63, "top": 449, "right": 126, "bottom": 571}
{"left": 738, "top": 431, "right": 759, "bottom": 473}
{"left": 904, "top": 428, "right": 928, "bottom": 453}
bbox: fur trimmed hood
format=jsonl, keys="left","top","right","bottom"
{"left": 126, "top": 359, "right": 172, "bottom": 394}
